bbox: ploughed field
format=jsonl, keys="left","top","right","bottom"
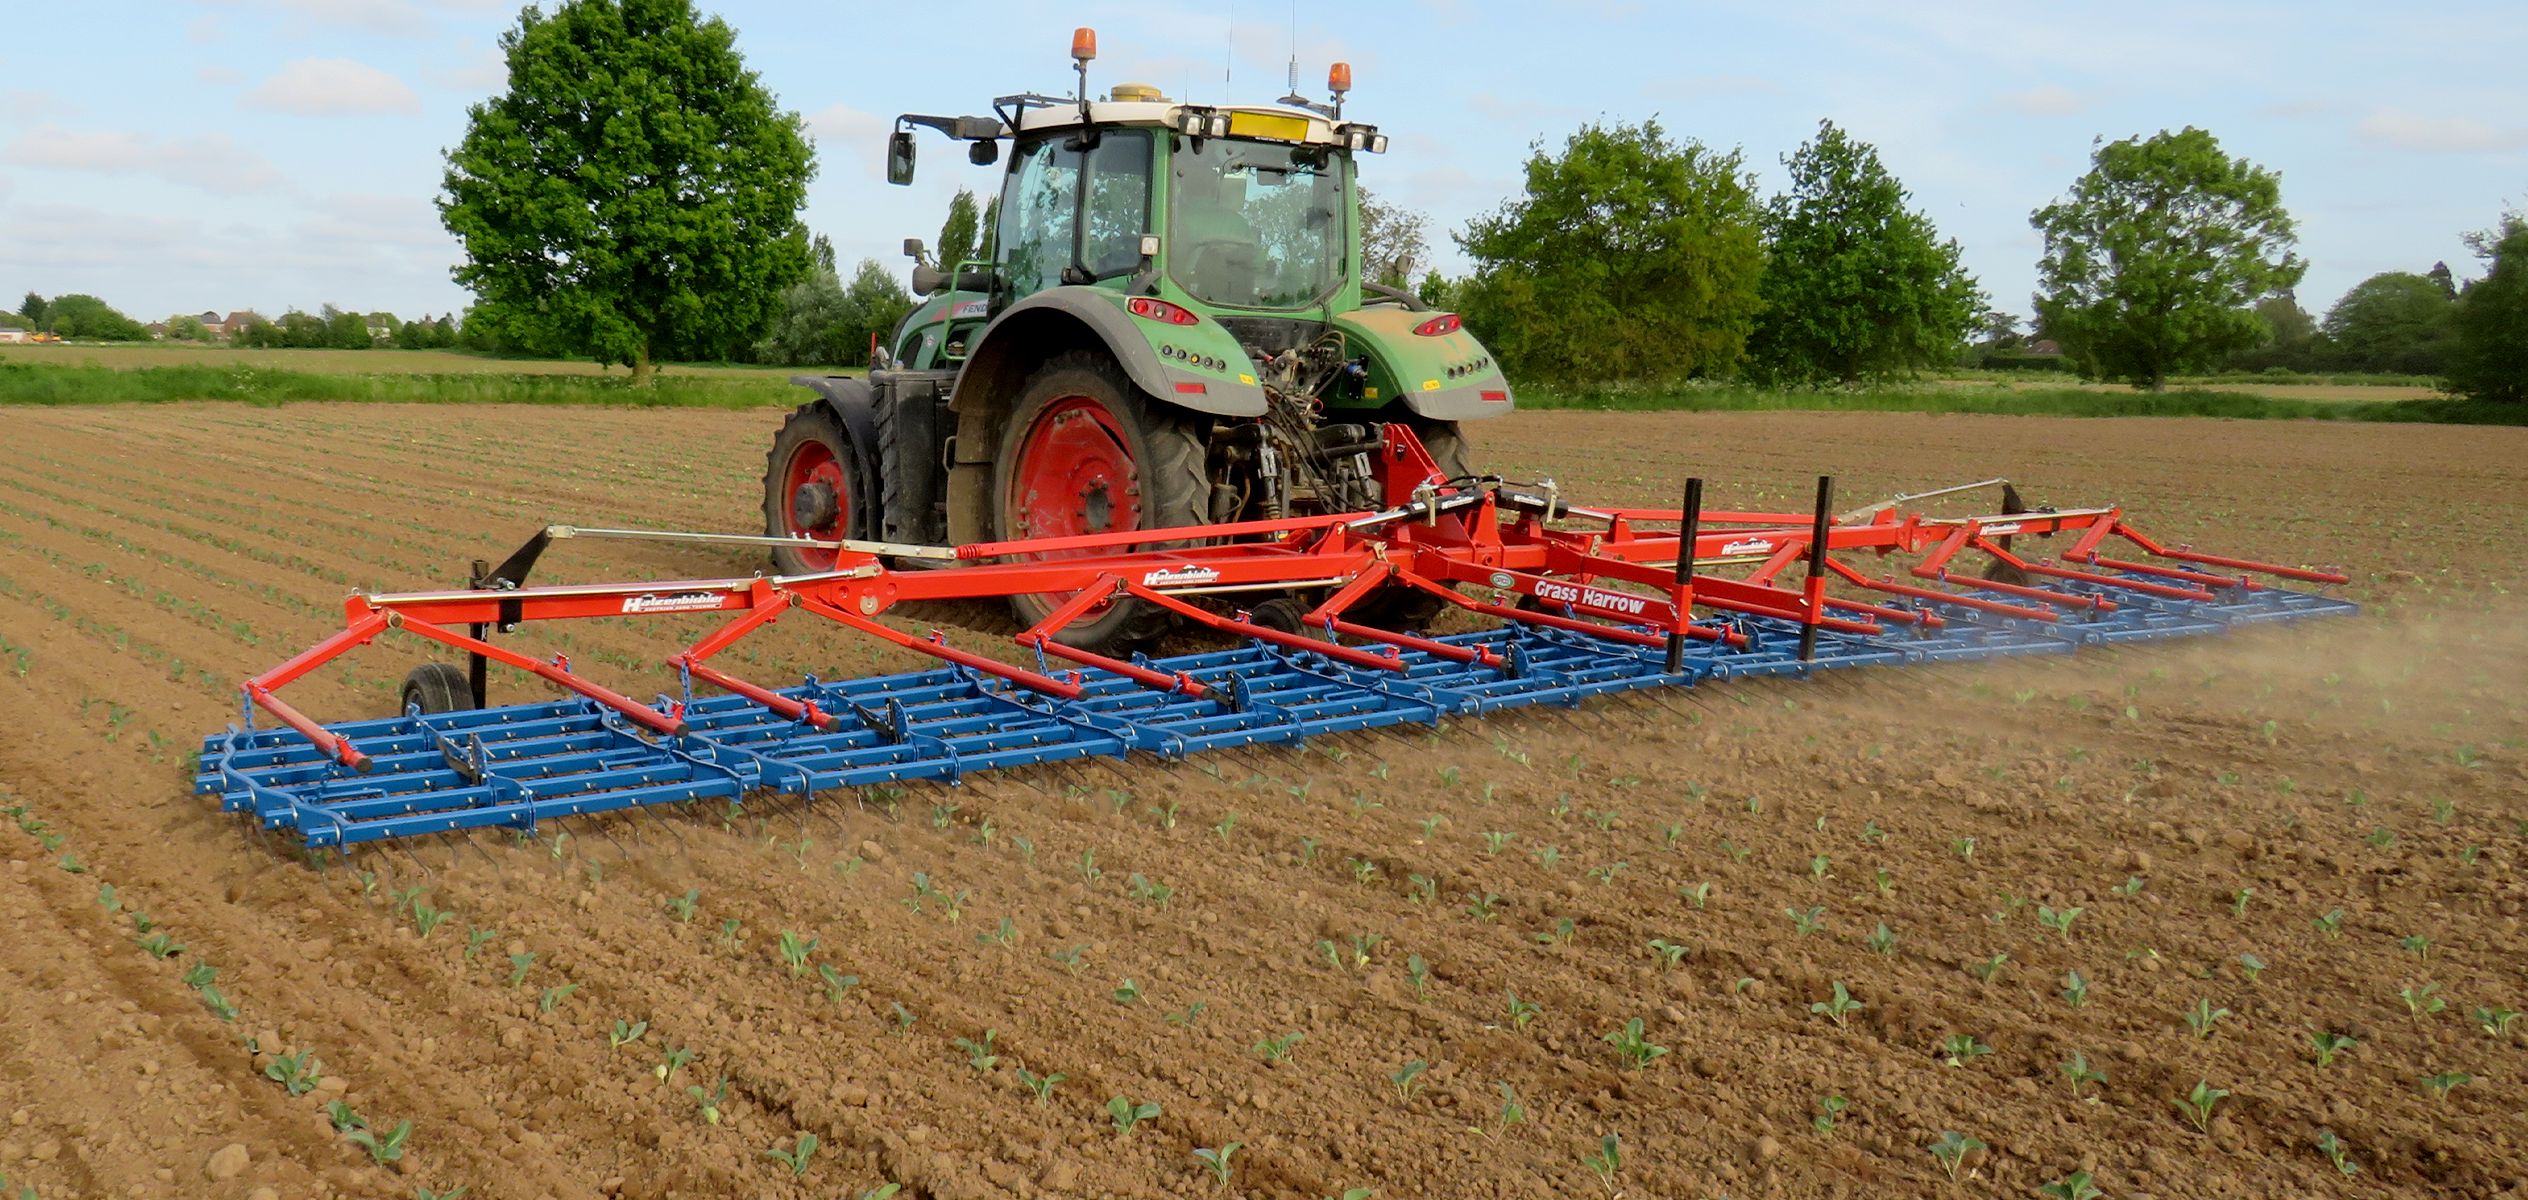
{"left": 0, "top": 403, "right": 2523, "bottom": 1200}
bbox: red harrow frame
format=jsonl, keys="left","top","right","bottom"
{"left": 200, "top": 427, "right": 2355, "bottom": 847}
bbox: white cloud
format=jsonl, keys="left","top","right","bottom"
{"left": 1643, "top": 75, "right": 1782, "bottom": 101}
{"left": 267, "top": 0, "right": 433, "bottom": 37}
{"left": 1, "top": 90, "right": 76, "bottom": 124}
{"left": 0, "top": 173, "right": 14, "bottom": 202}
{"left": 805, "top": 103, "right": 889, "bottom": 175}
{"left": 294, "top": 193, "right": 447, "bottom": 250}
{"left": 3, "top": 124, "right": 285, "bottom": 195}
{"left": 2353, "top": 109, "right": 2528, "bottom": 153}
{"left": 242, "top": 58, "right": 422, "bottom": 116}
{"left": 199, "top": 66, "right": 242, "bottom": 86}
{"left": 1983, "top": 85, "right": 2102, "bottom": 118}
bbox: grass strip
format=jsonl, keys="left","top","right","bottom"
{"left": 1514, "top": 383, "right": 2528, "bottom": 424}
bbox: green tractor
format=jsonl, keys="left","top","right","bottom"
{"left": 763, "top": 29, "right": 1512, "bottom": 652}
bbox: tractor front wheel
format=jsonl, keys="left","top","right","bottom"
{"left": 762, "top": 400, "right": 867, "bottom": 575}
{"left": 994, "top": 351, "right": 1210, "bottom": 652}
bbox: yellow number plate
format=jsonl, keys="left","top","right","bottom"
{"left": 1226, "top": 111, "right": 1311, "bottom": 142}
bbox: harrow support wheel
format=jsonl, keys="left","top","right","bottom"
{"left": 762, "top": 398, "right": 870, "bottom": 575}
{"left": 994, "top": 351, "right": 1210, "bottom": 652}
{"left": 399, "top": 662, "right": 474, "bottom": 716}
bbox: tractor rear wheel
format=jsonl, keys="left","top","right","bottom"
{"left": 762, "top": 400, "right": 867, "bottom": 575}
{"left": 1349, "top": 415, "right": 1479, "bottom": 631}
{"left": 400, "top": 662, "right": 474, "bottom": 716}
{"left": 994, "top": 351, "right": 1210, "bottom": 652}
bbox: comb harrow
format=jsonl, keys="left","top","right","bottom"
{"left": 198, "top": 427, "right": 2355, "bottom": 848}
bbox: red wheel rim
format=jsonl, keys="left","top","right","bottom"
{"left": 778, "top": 439, "right": 848, "bottom": 572}
{"left": 1010, "top": 393, "right": 1142, "bottom": 614}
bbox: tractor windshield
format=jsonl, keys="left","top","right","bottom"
{"left": 1169, "top": 137, "right": 1346, "bottom": 311}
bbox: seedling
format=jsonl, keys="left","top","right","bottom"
{"left": 1463, "top": 892, "right": 1501, "bottom": 922}
{"left": 654, "top": 1046, "right": 695, "bottom": 1082}
{"left": 2400, "top": 934, "right": 2431, "bottom": 959}
{"left": 1586, "top": 861, "right": 1627, "bottom": 885}
{"left": 1106, "top": 1095, "right": 1160, "bottom": 1135}
{"left": 137, "top": 932, "right": 183, "bottom": 959}
{"left": 464, "top": 926, "right": 497, "bottom": 961}
{"left": 1719, "top": 839, "right": 1752, "bottom": 864}
{"left": 2037, "top": 1171, "right": 2102, "bottom": 1200}
{"left": 2317, "top": 1130, "right": 2359, "bottom": 1177}
{"left": 1785, "top": 905, "right": 1826, "bottom": 938}
{"left": 2399, "top": 981, "right": 2446, "bottom": 1019}
{"left": 345, "top": 1119, "right": 414, "bottom": 1165}
{"left": 1582, "top": 1133, "right": 1622, "bottom": 1195}
{"left": 1534, "top": 918, "right": 1575, "bottom": 946}
{"left": 1872, "top": 867, "right": 1894, "bottom": 898}
{"left": 507, "top": 951, "right": 537, "bottom": 987}
{"left": 2476, "top": 1006, "right": 2521, "bottom": 1038}
{"left": 1866, "top": 923, "right": 1898, "bottom": 956}
{"left": 539, "top": 983, "right": 578, "bottom": 1014}
{"left": 2365, "top": 826, "right": 2396, "bottom": 848}
{"left": 2307, "top": 1028, "right": 2357, "bottom": 1068}
{"left": 1297, "top": 838, "right": 1321, "bottom": 866}
{"left": 1347, "top": 931, "right": 1384, "bottom": 967}
{"left": 1480, "top": 831, "right": 1514, "bottom": 855}
{"left": 2115, "top": 875, "right": 2145, "bottom": 896}
{"left": 1127, "top": 872, "right": 1175, "bottom": 907}
{"left": 1505, "top": 989, "right": 1542, "bottom": 1031}
{"left": 976, "top": 916, "right": 1017, "bottom": 946}
{"left": 716, "top": 918, "right": 743, "bottom": 948}
{"left": 1602, "top": 1017, "right": 1667, "bottom": 1070}
{"left": 264, "top": 1047, "right": 322, "bottom": 1097}
{"left": 1347, "top": 858, "right": 1379, "bottom": 885}
{"left": 2184, "top": 997, "right": 2229, "bottom": 1039}
{"left": 1859, "top": 819, "right": 1886, "bottom": 845}
{"left": 2058, "top": 1051, "right": 2106, "bottom": 1098}
{"left": 2237, "top": 953, "right": 2267, "bottom": 983}
{"left": 1950, "top": 837, "right": 1976, "bottom": 861}
{"left": 609, "top": 1020, "right": 648, "bottom": 1051}
{"left": 1213, "top": 811, "right": 1238, "bottom": 842}
{"left": 2061, "top": 970, "right": 2090, "bottom": 1009}
{"left": 1971, "top": 953, "right": 2009, "bottom": 983}
{"left": 327, "top": 1100, "right": 367, "bottom": 1132}
{"left": 2229, "top": 887, "right": 2256, "bottom": 916}
{"left": 1928, "top": 1131, "right": 1983, "bottom": 1183}
{"left": 1046, "top": 944, "right": 1089, "bottom": 976}
{"left": 1812, "top": 1094, "right": 1848, "bottom": 1137}
{"left": 1346, "top": 794, "right": 1380, "bottom": 820}
{"left": 1192, "top": 1142, "right": 1241, "bottom": 1189}
{"left": 1407, "top": 955, "right": 1432, "bottom": 1001}
{"left": 765, "top": 1132, "right": 819, "bottom": 1179}
{"left": 1660, "top": 821, "right": 1683, "bottom": 848}
{"left": 1406, "top": 874, "right": 1437, "bottom": 904}
{"left": 1532, "top": 844, "right": 1562, "bottom": 870}
{"left": 1647, "top": 938, "right": 1688, "bottom": 970}
{"left": 1253, "top": 1030, "right": 1305, "bottom": 1063}
{"left": 2036, "top": 905, "right": 2082, "bottom": 940}
{"left": 1391, "top": 1059, "right": 1430, "bottom": 1102}
{"left": 666, "top": 889, "right": 698, "bottom": 922}
{"left": 890, "top": 1001, "right": 915, "bottom": 1035}
{"left": 1111, "top": 979, "right": 1142, "bottom": 1004}
{"left": 2312, "top": 909, "right": 2345, "bottom": 937}
{"left": 2173, "top": 1080, "right": 2228, "bottom": 1132}
{"left": 1016, "top": 1067, "right": 1065, "bottom": 1102}
{"left": 688, "top": 1076, "right": 729, "bottom": 1125}
{"left": 182, "top": 962, "right": 216, "bottom": 989}
{"left": 1938, "top": 1034, "right": 1991, "bottom": 1067}
{"left": 1810, "top": 982, "right": 1863, "bottom": 1027}
{"left": 2419, "top": 1071, "right": 2472, "bottom": 1102}
{"left": 1075, "top": 848, "right": 1103, "bottom": 883}
{"left": 390, "top": 884, "right": 426, "bottom": 916}
{"left": 953, "top": 1029, "right": 999, "bottom": 1074}
{"left": 1809, "top": 854, "right": 1831, "bottom": 881}
{"left": 819, "top": 965, "right": 859, "bottom": 1005}
{"left": 199, "top": 985, "right": 238, "bottom": 1022}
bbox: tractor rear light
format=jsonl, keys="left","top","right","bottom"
{"left": 1173, "top": 381, "right": 1208, "bottom": 394}
{"left": 1481, "top": 390, "right": 1509, "bottom": 403}
{"left": 1411, "top": 313, "right": 1461, "bottom": 337}
{"left": 1128, "top": 297, "right": 1199, "bottom": 325}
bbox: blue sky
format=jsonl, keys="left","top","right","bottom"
{"left": 3, "top": 0, "right": 2522, "bottom": 327}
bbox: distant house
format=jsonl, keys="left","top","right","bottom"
{"left": 0, "top": 325, "right": 31, "bottom": 344}
{"left": 221, "top": 311, "right": 262, "bottom": 337}
{"left": 147, "top": 322, "right": 170, "bottom": 339}
{"left": 364, "top": 317, "right": 396, "bottom": 343}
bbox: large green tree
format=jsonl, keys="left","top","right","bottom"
{"left": 1457, "top": 119, "right": 1764, "bottom": 386}
{"left": 2031, "top": 127, "right": 2303, "bottom": 390}
{"left": 2446, "top": 214, "right": 2528, "bottom": 403}
{"left": 1748, "top": 120, "right": 1982, "bottom": 384}
{"left": 42, "top": 294, "right": 149, "bottom": 341}
{"left": 2319, "top": 272, "right": 2454, "bottom": 374}
{"left": 439, "top": 0, "right": 815, "bottom": 382}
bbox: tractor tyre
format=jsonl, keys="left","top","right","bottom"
{"left": 1409, "top": 417, "right": 1477, "bottom": 483}
{"left": 400, "top": 662, "right": 474, "bottom": 716}
{"left": 1349, "top": 416, "right": 1480, "bottom": 631}
{"left": 994, "top": 350, "right": 1212, "bottom": 652}
{"left": 1245, "top": 596, "right": 1330, "bottom": 641}
{"left": 762, "top": 399, "right": 869, "bottom": 575}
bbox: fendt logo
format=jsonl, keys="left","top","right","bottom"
{"left": 1141, "top": 566, "right": 1220, "bottom": 588}
{"left": 1530, "top": 579, "right": 1650, "bottom": 616}
{"left": 622, "top": 592, "right": 724, "bottom": 614}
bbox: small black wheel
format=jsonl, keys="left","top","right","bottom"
{"left": 400, "top": 662, "right": 474, "bottom": 716}
{"left": 1246, "top": 597, "right": 1329, "bottom": 641}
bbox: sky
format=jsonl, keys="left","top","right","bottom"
{"left": 2, "top": 0, "right": 2523, "bottom": 327}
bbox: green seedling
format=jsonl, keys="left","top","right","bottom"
{"left": 1660, "top": 821, "right": 1683, "bottom": 848}
{"left": 666, "top": 889, "right": 698, "bottom": 922}
{"left": 2400, "top": 934, "right": 2431, "bottom": 959}
{"left": 182, "top": 963, "right": 216, "bottom": 989}
{"left": 1192, "top": 1142, "right": 1241, "bottom": 1189}
{"left": 1075, "top": 848, "right": 1103, "bottom": 883}
{"left": 97, "top": 882, "right": 119, "bottom": 911}
{"left": 389, "top": 885, "right": 426, "bottom": 916}
{"left": 1463, "top": 892, "right": 1501, "bottom": 922}
{"left": 1319, "top": 939, "right": 1344, "bottom": 971}
{"left": 2036, "top": 905, "right": 2082, "bottom": 939}
{"left": 1348, "top": 932, "right": 1384, "bottom": 967}
{"left": 1785, "top": 905, "right": 1826, "bottom": 938}
{"left": 55, "top": 854, "right": 84, "bottom": 874}
{"left": 1347, "top": 794, "right": 1380, "bottom": 820}
{"left": 2237, "top": 953, "right": 2267, "bottom": 983}
{"left": 538, "top": 984, "right": 578, "bottom": 1014}
{"left": 1390, "top": 1059, "right": 1429, "bottom": 1102}
{"left": 687, "top": 1076, "right": 729, "bottom": 1125}
{"left": 2229, "top": 888, "right": 2256, "bottom": 917}
{"left": 1407, "top": 955, "right": 1432, "bottom": 1002}
{"left": 1588, "top": 808, "right": 1619, "bottom": 832}
{"left": 2312, "top": 908, "right": 2345, "bottom": 937}
{"left": 1809, "top": 982, "right": 1863, "bottom": 1028}
{"left": 1111, "top": 979, "right": 1141, "bottom": 1005}
{"left": 1859, "top": 819, "right": 1886, "bottom": 845}
{"left": 1683, "top": 881, "right": 1712, "bottom": 908}
{"left": 1106, "top": 1095, "right": 1160, "bottom": 1135}
{"left": 1297, "top": 838, "right": 1321, "bottom": 866}
{"left": 1871, "top": 867, "right": 1895, "bottom": 898}
{"left": 890, "top": 1001, "right": 915, "bottom": 1035}
{"left": 2184, "top": 997, "right": 2229, "bottom": 1039}
{"left": 1809, "top": 854, "right": 1831, "bottom": 881}
{"left": 1212, "top": 811, "right": 1237, "bottom": 843}
{"left": 129, "top": 911, "right": 154, "bottom": 934}
{"left": 1939, "top": 1034, "right": 1992, "bottom": 1067}
{"left": 345, "top": 1119, "right": 413, "bottom": 1165}
{"left": 1480, "top": 831, "right": 1514, "bottom": 855}
{"left": 1867, "top": 923, "right": 1898, "bottom": 956}
{"left": 2305, "top": 1027, "right": 2357, "bottom": 1068}
{"left": 137, "top": 932, "right": 183, "bottom": 959}
{"left": 1719, "top": 839, "right": 1752, "bottom": 864}
{"left": 464, "top": 926, "right": 497, "bottom": 961}
{"left": 415, "top": 1188, "right": 471, "bottom": 1200}
{"left": 653, "top": 1046, "right": 694, "bottom": 1082}
{"left": 2173, "top": 1080, "right": 2228, "bottom": 1132}
{"left": 2400, "top": 981, "right": 2445, "bottom": 1019}
{"left": 1601, "top": 1017, "right": 1667, "bottom": 1070}
{"left": 2420, "top": 1071, "right": 2472, "bottom": 1101}
{"left": 609, "top": 1020, "right": 648, "bottom": 1051}
{"left": 1347, "top": 857, "right": 1379, "bottom": 885}
{"left": 2061, "top": 970, "right": 2090, "bottom": 1009}
{"left": 327, "top": 1100, "right": 366, "bottom": 1132}
{"left": 1928, "top": 1131, "right": 1983, "bottom": 1183}
{"left": 2317, "top": 1130, "right": 2359, "bottom": 1177}
{"left": 2476, "top": 1006, "right": 2521, "bottom": 1038}
{"left": 1533, "top": 918, "right": 1575, "bottom": 946}
{"left": 1418, "top": 814, "right": 1446, "bottom": 840}
{"left": 1505, "top": 989, "right": 1542, "bottom": 1031}
{"left": 508, "top": 951, "right": 537, "bottom": 987}
{"left": 819, "top": 965, "right": 860, "bottom": 1005}
{"left": 2058, "top": 1051, "right": 2106, "bottom": 1098}
{"left": 857, "top": 1185, "right": 903, "bottom": 1200}
{"left": 2038, "top": 1171, "right": 2103, "bottom": 1200}
{"left": 1016, "top": 1067, "right": 1065, "bottom": 1103}
{"left": 1971, "top": 953, "right": 2009, "bottom": 983}
{"left": 1582, "top": 1133, "right": 1622, "bottom": 1195}
{"left": 1647, "top": 938, "right": 1687, "bottom": 970}
{"left": 1483, "top": 1081, "right": 1526, "bottom": 1139}
{"left": 2365, "top": 826, "right": 2396, "bottom": 848}
{"left": 1254, "top": 1032, "right": 1304, "bottom": 1063}
{"left": 1950, "top": 837, "right": 1977, "bottom": 861}
{"left": 977, "top": 916, "right": 1017, "bottom": 947}
{"left": 953, "top": 1029, "right": 999, "bottom": 1073}
{"left": 765, "top": 1132, "right": 819, "bottom": 1179}
{"left": 1812, "top": 1094, "right": 1848, "bottom": 1137}
{"left": 198, "top": 985, "right": 238, "bottom": 1022}
{"left": 2115, "top": 875, "right": 2145, "bottom": 896}
{"left": 1406, "top": 874, "right": 1437, "bottom": 905}
{"left": 1046, "top": 944, "right": 1089, "bottom": 975}
{"left": 1586, "top": 861, "right": 1626, "bottom": 885}
{"left": 264, "top": 1047, "right": 322, "bottom": 1097}
{"left": 1531, "top": 844, "right": 1562, "bottom": 870}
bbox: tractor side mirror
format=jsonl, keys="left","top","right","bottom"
{"left": 968, "top": 139, "right": 999, "bottom": 166}
{"left": 903, "top": 238, "right": 927, "bottom": 262}
{"left": 886, "top": 131, "right": 917, "bottom": 185}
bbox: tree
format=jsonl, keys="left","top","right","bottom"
{"left": 837, "top": 258, "right": 916, "bottom": 363}
{"left": 1458, "top": 119, "right": 1765, "bottom": 386}
{"left": 165, "top": 314, "right": 212, "bottom": 342}
{"left": 1358, "top": 186, "right": 1430, "bottom": 292}
{"left": 936, "top": 189, "right": 983, "bottom": 269}
{"left": 755, "top": 236, "right": 850, "bottom": 366}
{"left": 2446, "top": 213, "right": 2528, "bottom": 403}
{"left": 19, "top": 293, "right": 46, "bottom": 330}
{"left": 2319, "top": 272, "right": 2454, "bottom": 374}
{"left": 42, "top": 294, "right": 150, "bottom": 341}
{"left": 2031, "top": 127, "right": 2304, "bottom": 390}
{"left": 1747, "top": 121, "right": 1982, "bottom": 384}
{"left": 439, "top": 0, "right": 816, "bottom": 382}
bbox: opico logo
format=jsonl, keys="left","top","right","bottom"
{"left": 1531, "top": 579, "right": 1650, "bottom": 616}
{"left": 622, "top": 591, "right": 723, "bottom": 614}
{"left": 1141, "top": 566, "right": 1220, "bottom": 588}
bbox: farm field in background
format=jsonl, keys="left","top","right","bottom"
{"left": 0, "top": 404, "right": 2522, "bottom": 1200}
{"left": 0, "top": 343, "right": 809, "bottom": 381}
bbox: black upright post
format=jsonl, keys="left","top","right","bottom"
{"left": 1796, "top": 475, "right": 1834, "bottom": 663}
{"left": 1663, "top": 478, "right": 1703, "bottom": 675}
{"left": 467, "top": 557, "right": 491, "bottom": 708}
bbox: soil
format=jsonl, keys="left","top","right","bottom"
{"left": 0, "top": 344, "right": 809, "bottom": 380}
{"left": 0, "top": 403, "right": 2523, "bottom": 1200}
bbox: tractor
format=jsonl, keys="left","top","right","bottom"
{"left": 762, "top": 29, "right": 1511, "bottom": 653}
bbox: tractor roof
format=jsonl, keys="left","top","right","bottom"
{"left": 1001, "top": 97, "right": 1346, "bottom": 145}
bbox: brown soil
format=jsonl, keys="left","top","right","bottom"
{"left": 0, "top": 344, "right": 810, "bottom": 380}
{"left": 1, "top": 404, "right": 2523, "bottom": 1200}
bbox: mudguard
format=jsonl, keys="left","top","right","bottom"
{"left": 1333, "top": 306, "right": 1515, "bottom": 421}
{"left": 962, "top": 287, "right": 1268, "bottom": 418}
{"left": 785, "top": 375, "right": 885, "bottom": 539}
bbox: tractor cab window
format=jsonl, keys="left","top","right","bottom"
{"left": 997, "top": 130, "right": 1154, "bottom": 296}
{"left": 1170, "top": 137, "right": 1346, "bottom": 311}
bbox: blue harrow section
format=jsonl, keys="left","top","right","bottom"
{"left": 198, "top": 580, "right": 2356, "bottom": 848}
